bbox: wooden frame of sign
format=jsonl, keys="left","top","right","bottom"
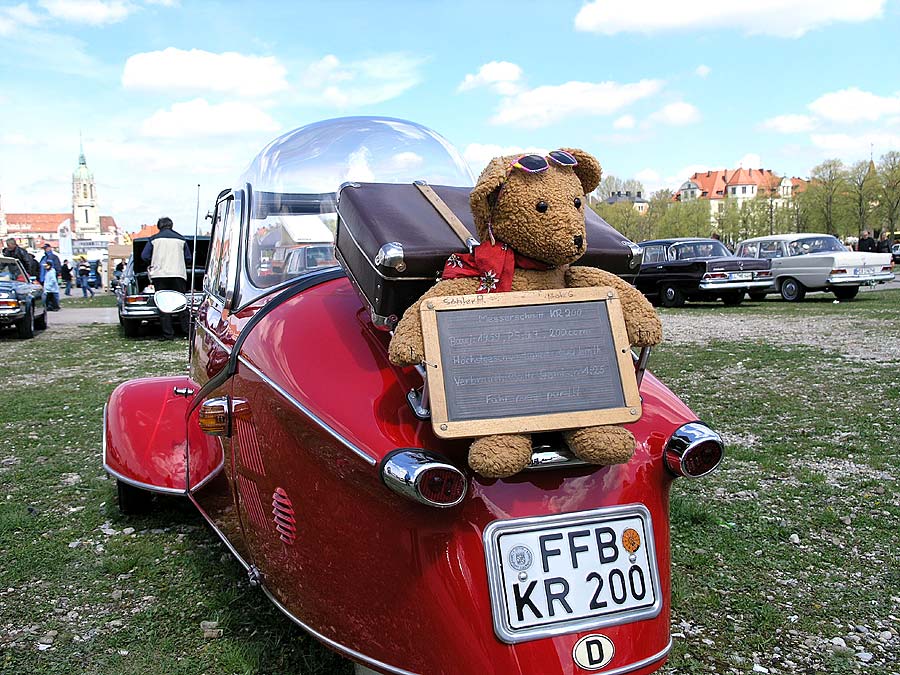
{"left": 419, "top": 286, "right": 641, "bottom": 439}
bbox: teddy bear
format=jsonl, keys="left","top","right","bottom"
{"left": 388, "top": 148, "right": 663, "bottom": 478}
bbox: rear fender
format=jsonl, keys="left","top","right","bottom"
{"left": 103, "top": 376, "right": 194, "bottom": 494}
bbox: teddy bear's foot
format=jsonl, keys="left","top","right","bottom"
{"left": 468, "top": 434, "right": 533, "bottom": 478}
{"left": 563, "top": 426, "right": 635, "bottom": 465}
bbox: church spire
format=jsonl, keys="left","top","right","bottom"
{"left": 78, "top": 132, "right": 86, "bottom": 166}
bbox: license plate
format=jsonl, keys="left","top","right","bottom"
{"left": 854, "top": 267, "right": 873, "bottom": 276}
{"left": 483, "top": 504, "right": 662, "bottom": 643}
{"left": 730, "top": 272, "right": 752, "bottom": 281}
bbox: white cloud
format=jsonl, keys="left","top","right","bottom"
{"left": 462, "top": 143, "right": 547, "bottom": 175}
{"left": 737, "top": 153, "right": 762, "bottom": 168}
{"left": 575, "top": 0, "right": 885, "bottom": 38}
{"left": 388, "top": 152, "right": 424, "bottom": 170}
{"left": 39, "top": 0, "right": 134, "bottom": 25}
{"left": 670, "top": 164, "right": 709, "bottom": 185}
{"left": 1, "top": 132, "right": 35, "bottom": 146}
{"left": 458, "top": 61, "right": 523, "bottom": 95}
{"left": 613, "top": 114, "right": 635, "bottom": 129}
{"left": 762, "top": 114, "right": 817, "bottom": 134}
{"left": 648, "top": 101, "right": 700, "bottom": 126}
{"left": 0, "top": 3, "right": 42, "bottom": 33}
{"left": 123, "top": 48, "right": 288, "bottom": 97}
{"left": 492, "top": 79, "right": 663, "bottom": 128}
{"left": 695, "top": 64, "right": 711, "bottom": 78}
{"left": 140, "top": 98, "right": 280, "bottom": 138}
{"left": 808, "top": 87, "right": 900, "bottom": 123}
{"left": 299, "top": 53, "right": 424, "bottom": 107}
{"left": 810, "top": 132, "right": 900, "bottom": 157}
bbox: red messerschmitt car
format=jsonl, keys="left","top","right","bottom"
{"left": 103, "top": 117, "right": 724, "bottom": 675}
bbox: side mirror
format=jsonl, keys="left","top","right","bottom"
{"left": 154, "top": 290, "right": 187, "bottom": 314}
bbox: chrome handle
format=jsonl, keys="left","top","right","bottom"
{"left": 173, "top": 386, "right": 195, "bottom": 397}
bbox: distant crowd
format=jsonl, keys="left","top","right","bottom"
{"left": 855, "top": 230, "right": 894, "bottom": 253}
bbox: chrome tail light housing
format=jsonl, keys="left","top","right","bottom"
{"left": 664, "top": 422, "right": 724, "bottom": 478}
{"left": 381, "top": 449, "right": 467, "bottom": 508}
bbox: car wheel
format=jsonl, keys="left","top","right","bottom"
{"left": 748, "top": 292, "right": 767, "bottom": 301}
{"left": 779, "top": 277, "right": 806, "bottom": 302}
{"left": 721, "top": 291, "right": 744, "bottom": 306}
{"left": 658, "top": 283, "right": 685, "bottom": 308}
{"left": 122, "top": 319, "right": 141, "bottom": 337}
{"left": 116, "top": 480, "right": 152, "bottom": 515}
{"left": 833, "top": 286, "right": 859, "bottom": 301}
{"left": 15, "top": 306, "right": 34, "bottom": 338}
{"left": 34, "top": 306, "right": 47, "bottom": 329}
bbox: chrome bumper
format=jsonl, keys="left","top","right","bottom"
{"left": 827, "top": 272, "right": 895, "bottom": 285}
{"left": 699, "top": 279, "right": 773, "bottom": 291}
{"left": 0, "top": 305, "right": 25, "bottom": 322}
{"left": 120, "top": 306, "right": 159, "bottom": 318}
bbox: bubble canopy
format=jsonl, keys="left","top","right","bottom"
{"left": 240, "top": 116, "right": 475, "bottom": 195}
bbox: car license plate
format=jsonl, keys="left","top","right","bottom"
{"left": 854, "top": 267, "right": 873, "bottom": 276}
{"left": 483, "top": 504, "right": 661, "bottom": 643}
{"left": 730, "top": 272, "right": 752, "bottom": 281}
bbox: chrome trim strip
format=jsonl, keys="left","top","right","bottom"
{"left": 189, "top": 456, "right": 225, "bottom": 492}
{"left": 195, "top": 321, "right": 232, "bottom": 354}
{"left": 828, "top": 272, "right": 895, "bottom": 284}
{"left": 525, "top": 448, "right": 588, "bottom": 471}
{"left": 258, "top": 584, "right": 421, "bottom": 675}
{"left": 102, "top": 401, "right": 188, "bottom": 495}
{"left": 237, "top": 355, "right": 377, "bottom": 466}
{"left": 188, "top": 494, "right": 251, "bottom": 572}
{"left": 598, "top": 637, "right": 672, "bottom": 675}
{"left": 698, "top": 280, "right": 772, "bottom": 290}
{"left": 483, "top": 504, "right": 663, "bottom": 644}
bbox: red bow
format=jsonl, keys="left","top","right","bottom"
{"left": 441, "top": 241, "right": 550, "bottom": 293}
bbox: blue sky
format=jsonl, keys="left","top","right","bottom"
{"left": 1, "top": 0, "right": 899, "bottom": 232}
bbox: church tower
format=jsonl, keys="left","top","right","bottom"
{"left": 72, "top": 142, "right": 100, "bottom": 236}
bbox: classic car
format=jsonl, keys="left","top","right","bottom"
{"left": 734, "top": 234, "right": 895, "bottom": 301}
{"left": 635, "top": 238, "right": 772, "bottom": 307}
{"left": 892, "top": 242, "right": 900, "bottom": 264}
{"left": 0, "top": 256, "right": 48, "bottom": 338}
{"left": 115, "top": 236, "right": 210, "bottom": 337}
{"left": 103, "top": 117, "right": 724, "bottom": 675}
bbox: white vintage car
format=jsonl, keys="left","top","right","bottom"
{"left": 734, "top": 234, "right": 894, "bottom": 301}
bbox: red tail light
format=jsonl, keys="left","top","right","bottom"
{"left": 882, "top": 265, "right": 893, "bottom": 272}
{"left": 755, "top": 270, "right": 772, "bottom": 278}
{"left": 125, "top": 294, "right": 149, "bottom": 304}
{"left": 830, "top": 268, "right": 847, "bottom": 275}
{"left": 664, "top": 422, "right": 724, "bottom": 478}
{"left": 381, "top": 449, "right": 467, "bottom": 507}
{"left": 702, "top": 272, "right": 728, "bottom": 280}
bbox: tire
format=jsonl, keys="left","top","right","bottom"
{"left": 34, "top": 306, "right": 47, "bottom": 329}
{"left": 658, "top": 283, "right": 685, "bottom": 308}
{"left": 116, "top": 479, "right": 152, "bottom": 515}
{"left": 122, "top": 319, "right": 141, "bottom": 337}
{"left": 833, "top": 286, "right": 859, "bottom": 301}
{"left": 748, "top": 292, "right": 767, "bottom": 301}
{"left": 779, "top": 277, "right": 806, "bottom": 302}
{"left": 15, "top": 305, "right": 34, "bottom": 338}
{"left": 721, "top": 291, "right": 744, "bottom": 306}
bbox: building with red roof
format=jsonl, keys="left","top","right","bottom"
{"left": 675, "top": 166, "right": 807, "bottom": 222}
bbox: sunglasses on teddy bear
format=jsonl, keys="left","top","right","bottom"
{"left": 509, "top": 149, "right": 578, "bottom": 174}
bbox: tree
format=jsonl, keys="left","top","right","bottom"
{"left": 591, "top": 201, "right": 643, "bottom": 241}
{"left": 878, "top": 150, "right": 900, "bottom": 236}
{"left": 846, "top": 159, "right": 878, "bottom": 235}
{"left": 808, "top": 159, "right": 847, "bottom": 236}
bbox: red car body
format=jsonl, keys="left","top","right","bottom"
{"left": 103, "top": 117, "right": 720, "bottom": 675}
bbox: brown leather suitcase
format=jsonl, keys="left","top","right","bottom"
{"left": 336, "top": 181, "right": 642, "bottom": 329}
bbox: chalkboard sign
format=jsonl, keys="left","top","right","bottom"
{"left": 420, "top": 287, "right": 641, "bottom": 439}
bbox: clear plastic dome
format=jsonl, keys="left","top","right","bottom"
{"left": 240, "top": 116, "right": 474, "bottom": 194}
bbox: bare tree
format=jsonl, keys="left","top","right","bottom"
{"left": 847, "top": 159, "right": 878, "bottom": 235}
{"left": 809, "top": 159, "right": 846, "bottom": 235}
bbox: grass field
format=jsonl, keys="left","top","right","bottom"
{"left": 1, "top": 291, "right": 898, "bottom": 674}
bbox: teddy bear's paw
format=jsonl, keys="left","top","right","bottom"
{"left": 468, "top": 434, "right": 533, "bottom": 478}
{"left": 563, "top": 426, "right": 635, "bottom": 465}
{"left": 387, "top": 339, "right": 425, "bottom": 367}
{"left": 627, "top": 318, "right": 663, "bottom": 347}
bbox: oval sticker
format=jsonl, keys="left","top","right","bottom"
{"left": 572, "top": 634, "right": 615, "bottom": 671}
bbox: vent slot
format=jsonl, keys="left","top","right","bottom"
{"left": 238, "top": 474, "right": 267, "bottom": 530}
{"left": 235, "top": 418, "right": 265, "bottom": 476}
{"left": 272, "top": 487, "right": 297, "bottom": 544}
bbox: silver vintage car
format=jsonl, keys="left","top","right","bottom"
{"left": 734, "top": 234, "right": 894, "bottom": 301}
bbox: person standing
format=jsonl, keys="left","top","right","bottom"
{"left": 78, "top": 258, "right": 94, "bottom": 298}
{"left": 857, "top": 230, "right": 877, "bottom": 252}
{"left": 2, "top": 238, "right": 39, "bottom": 278}
{"left": 876, "top": 230, "right": 892, "bottom": 253}
{"left": 42, "top": 261, "right": 61, "bottom": 310}
{"left": 141, "top": 217, "right": 192, "bottom": 340}
{"left": 39, "top": 244, "right": 61, "bottom": 283}
{"left": 61, "top": 259, "right": 73, "bottom": 295}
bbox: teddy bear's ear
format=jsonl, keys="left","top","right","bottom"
{"left": 470, "top": 156, "right": 509, "bottom": 236}
{"left": 561, "top": 147, "right": 602, "bottom": 195}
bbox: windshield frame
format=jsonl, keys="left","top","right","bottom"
{"left": 787, "top": 235, "right": 847, "bottom": 256}
{"left": 667, "top": 240, "right": 732, "bottom": 260}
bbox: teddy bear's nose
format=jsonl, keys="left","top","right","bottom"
{"left": 574, "top": 235, "right": 584, "bottom": 249}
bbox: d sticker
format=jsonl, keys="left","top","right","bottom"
{"left": 572, "top": 634, "right": 615, "bottom": 671}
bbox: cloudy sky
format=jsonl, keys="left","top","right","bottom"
{"left": 1, "top": 0, "right": 899, "bottom": 232}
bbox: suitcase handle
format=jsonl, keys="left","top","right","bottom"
{"left": 414, "top": 181, "right": 480, "bottom": 253}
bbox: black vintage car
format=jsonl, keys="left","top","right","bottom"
{"left": 635, "top": 238, "right": 772, "bottom": 307}
{"left": 115, "top": 236, "right": 210, "bottom": 337}
{"left": 0, "top": 256, "right": 47, "bottom": 338}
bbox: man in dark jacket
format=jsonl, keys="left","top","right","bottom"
{"left": 39, "top": 244, "right": 62, "bottom": 283}
{"left": 61, "top": 259, "right": 74, "bottom": 295}
{"left": 141, "top": 217, "right": 192, "bottom": 340}
{"left": 2, "top": 238, "right": 39, "bottom": 278}
{"left": 857, "top": 230, "right": 877, "bottom": 252}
